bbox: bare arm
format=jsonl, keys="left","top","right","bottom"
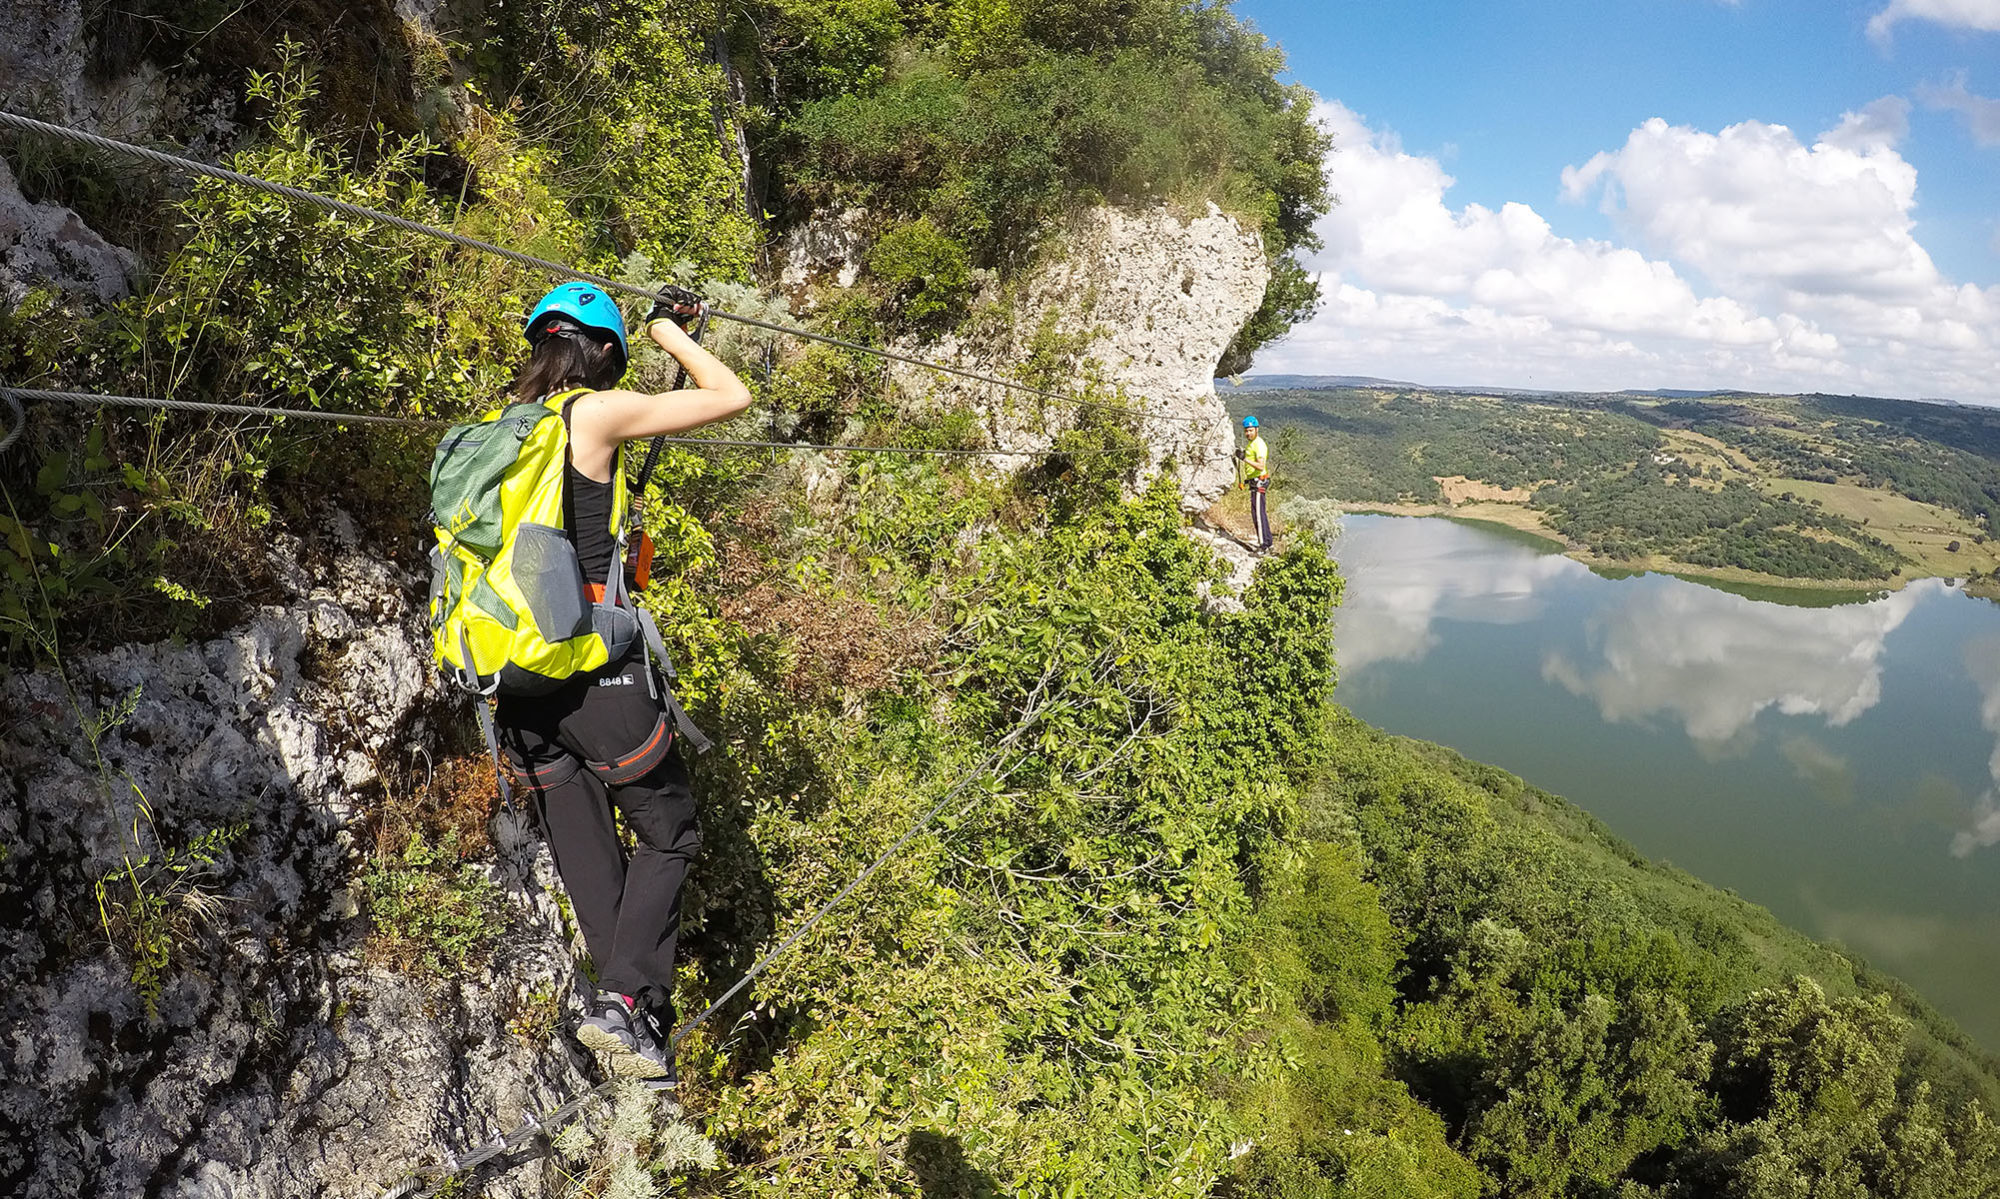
{"left": 568, "top": 318, "right": 753, "bottom": 479}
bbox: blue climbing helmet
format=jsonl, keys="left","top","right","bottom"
{"left": 524, "top": 282, "right": 629, "bottom": 378}
{"left": 1242, "top": 415, "right": 1260, "bottom": 429}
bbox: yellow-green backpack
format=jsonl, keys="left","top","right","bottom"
{"left": 428, "top": 389, "right": 621, "bottom": 694}
{"left": 426, "top": 389, "right": 711, "bottom": 788}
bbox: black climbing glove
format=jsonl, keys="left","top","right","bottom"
{"left": 647, "top": 285, "right": 705, "bottom": 330}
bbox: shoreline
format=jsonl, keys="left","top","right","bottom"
{"left": 1335, "top": 501, "right": 2000, "bottom": 601}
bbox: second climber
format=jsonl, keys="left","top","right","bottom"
{"left": 1237, "top": 414, "right": 1274, "bottom": 553}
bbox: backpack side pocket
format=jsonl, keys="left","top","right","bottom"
{"left": 511, "top": 522, "right": 592, "bottom": 642}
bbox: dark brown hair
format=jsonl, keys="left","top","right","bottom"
{"left": 512, "top": 331, "right": 623, "bottom": 401}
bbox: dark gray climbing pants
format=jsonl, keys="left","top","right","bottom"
{"left": 496, "top": 648, "right": 698, "bottom": 1015}
{"left": 1250, "top": 477, "right": 1273, "bottom": 550}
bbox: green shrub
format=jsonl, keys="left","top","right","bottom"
{"left": 769, "top": 0, "right": 1331, "bottom": 359}
{"left": 789, "top": 46, "right": 1324, "bottom": 269}
{"left": 360, "top": 835, "right": 505, "bottom": 978}
{"left": 94, "top": 809, "right": 244, "bottom": 1020}
{"left": 464, "top": 0, "right": 758, "bottom": 279}
{"left": 866, "top": 217, "right": 971, "bottom": 326}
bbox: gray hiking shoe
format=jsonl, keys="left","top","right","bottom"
{"left": 575, "top": 991, "right": 676, "bottom": 1086}
{"left": 629, "top": 1004, "right": 679, "bottom": 1092}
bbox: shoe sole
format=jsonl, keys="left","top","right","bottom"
{"left": 576, "top": 1022, "right": 674, "bottom": 1080}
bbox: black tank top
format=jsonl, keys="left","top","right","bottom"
{"left": 564, "top": 465, "right": 617, "bottom": 587}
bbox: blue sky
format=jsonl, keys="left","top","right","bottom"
{"left": 1238, "top": 0, "right": 2000, "bottom": 400}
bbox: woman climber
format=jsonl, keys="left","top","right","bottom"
{"left": 493, "top": 281, "right": 751, "bottom": 1087}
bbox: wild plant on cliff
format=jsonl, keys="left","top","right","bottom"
{"left": 616, "top": 452, "right": 1345, "bottom": 1195}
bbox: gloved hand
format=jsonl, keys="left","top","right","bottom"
{"left": 647, "top": 285, "right": 705, "bottom": 329}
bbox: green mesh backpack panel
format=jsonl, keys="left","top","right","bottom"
{"left": 427, "top": 389, "right": 626, "bottom": 695}
{"left": 430, "top": 400, "right": 552, "bottom": 557}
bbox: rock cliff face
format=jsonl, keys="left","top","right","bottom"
{"left": 0, "top": 0, "right": 241, "bottom": 305}
{"left": 0, "top": 156, "right": 138, "bottom": 306}
{"left": 983, "top": 203, "right": 1264, "bottom": 509}
{"left": 779, "top": 203, "right": 1268, "bottom": 510}
{"left": 6, "top": 0, "right": 169, "bottom": 138}
{"left": 0, "top": 524, "right": 597, "bottom": 1199}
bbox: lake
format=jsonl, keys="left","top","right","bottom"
{"left": 1330, "top": 514, "right": 2000, "bottom": 1051}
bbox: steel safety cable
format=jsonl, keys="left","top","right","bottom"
{"left": 0, "top": 389, "right": 25, "bottom": 451}
{"left": 0, "top": 109, "right": 1207, "bottom": 426}
{"left": 0, "top": 389, "right": 1231, "bottom": 462}
{"left": 386, "top": 712, "right": 1047, "bottom": 1199}
{"left": 0, "top": 387, "right": 446, "bottom": 427}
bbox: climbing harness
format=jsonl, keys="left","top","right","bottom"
{"left": 0, "top": 109, "right": 1205, "bottom": 426}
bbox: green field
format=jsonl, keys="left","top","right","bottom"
{"left": 1754, "top": 476, "right": 2000, "bottom": 578}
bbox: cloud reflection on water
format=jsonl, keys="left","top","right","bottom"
{"left": 1334, "top": 516, "right": 2000, "bottom": 857}
{"left": 1333, "top": 521, "right": 1584, "bottom": 673}
{"left": 1951, "top": 637, "right": 2000, "bottom": 858}
{"left": 1779, "top": 733, "right": 1858, "bottom": 808}
{"left": 1334, "top": 519, "right": 1943, "bottom": 748}
{"left": 1541, "top": 580, "right": 1942, "bottom": 746}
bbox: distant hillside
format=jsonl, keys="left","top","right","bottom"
{"left": 1230, "top": 386, "right": 2000, "bottom": 591}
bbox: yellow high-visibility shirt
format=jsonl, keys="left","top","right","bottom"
{"left": 1241, "top": 433, "right": 1270, "bottom": 480}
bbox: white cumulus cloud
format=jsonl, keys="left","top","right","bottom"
{"left": 1312, "top": 103, "right": 1774, "bottom": 344}
{"left": 1868, "top": 0, "right": 2000, "bottom": 44}
{"left": 1562, "top": 113, "right": 1934, "bottom": 303}
{"left": 1821, "top": 95, "right": 1915, "bottom": 152}
{"left": 1261, "top": 100, "right": 2000, "bottom": 403}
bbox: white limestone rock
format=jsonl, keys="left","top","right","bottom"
{"left": 0, "top": 518, "right": 597, "bottom": 1199}
{"left": 883, "top": 204, "right": 1266, "bottom": 511}
{"left": 775, "top": 207, "right": 872, "bottom": 304}
{"left": 1185, "top": 527, "right": 1262, "bottom": 614}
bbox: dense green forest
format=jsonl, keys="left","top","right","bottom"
{"left": 1537, "top": 466, "right": 1895, "bottom": 581}
{"left": 1246, "top": 714, "right": 2000, "bottom": 1196}
{"left": 1234, "top": 389, "right": 1661, "bottom": 500}
{"left": 4, "top": 3, "right": 2000, "bottom": 1197}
